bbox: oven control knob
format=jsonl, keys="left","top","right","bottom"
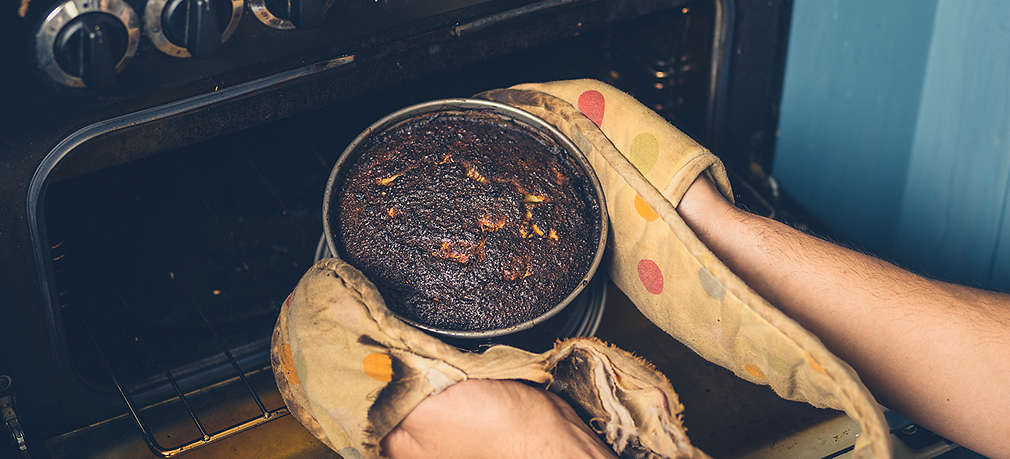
{"left": 53, "top": 14, "right": 126, "bottom": 89}
{"left": 36, "top": 0, "right": 140, "bottom": 88}
{"left": 147, "top": 0, "right": 244, "bottom": 58}
{"left": 250, "top": 0, "right": 332, "bottom": 30}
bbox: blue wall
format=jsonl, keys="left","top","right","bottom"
{"left": 894, "top": 1, "right": 1010, "bottom": 290}
{"left": 774, "top": 0, "right": 1010, "bottom": 290}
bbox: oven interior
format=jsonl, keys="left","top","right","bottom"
{"left": 39, "top": 4, "right": 725, "bottom": 456}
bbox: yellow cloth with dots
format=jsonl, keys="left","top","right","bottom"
{"left": 274, "top": 260, "right": 707, "bottom": 458}
{"left": 272, "top": 80, "right": 891, "bottom": 458}
{"left": 480, "top": 80, "right": 891, "bottom": 457}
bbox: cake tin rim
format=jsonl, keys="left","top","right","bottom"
{"left": 322, "top": 98, "right": 609, "bottom": 339}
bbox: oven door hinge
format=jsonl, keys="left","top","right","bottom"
{"left": 0, "top": 375, "right": 31, "bottom": 458}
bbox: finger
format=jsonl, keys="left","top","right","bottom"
{"left": 380, "top": 426, "right": 421, "bottom": 459}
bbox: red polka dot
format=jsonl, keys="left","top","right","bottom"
{"left": 578, "top": 90, "right": 605, "bottom": 127}
{"left": 637, "top": 259, "right": 664, "bottom": 294}
{"left": 284, "top": 291, "right": 295, "bottom": 308}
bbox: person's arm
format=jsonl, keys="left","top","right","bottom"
{"left": 677, "top": 177, "right": 1010, "bottom": 458}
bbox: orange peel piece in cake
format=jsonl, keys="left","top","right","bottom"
{"left": 523, "top": 194, "right": 547, "bottom": 203}
{"left": 479, "top": 214, "right": 507, "bottom": 232}
{"left": 461, "top": 160, "right": 488, "bottom": 183}
{"left": 376, "top": 172, "right": 405, "bottom": 186}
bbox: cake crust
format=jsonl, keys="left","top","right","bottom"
{"left": 333, "top": 110, "right": 600, "bottom": 331}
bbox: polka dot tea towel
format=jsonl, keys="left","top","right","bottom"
{"left": 273, "top": 259, "right": 709, "bottom": 458}
{"left": 478, "top": 80, "right": 891, "bottom": 458}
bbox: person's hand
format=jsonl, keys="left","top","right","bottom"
{"left": 381, "top": 379, "right": 615, "bottom": 459}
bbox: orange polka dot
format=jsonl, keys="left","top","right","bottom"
{"left": 363, "top": 353, "right": 393, "bottom": 382}
{"left": 278, "top": 342, "right": 300, "bottom": 385}
{"left": 637, "top": 259, "right": 664, "bottom": 294}
{"left": 745, "top": 364, "right": 766, "bottom": 380}
{"left": 634, "top": 194, "right": 659, "bottom": 221}
{"left": 578, "top": 90, "right": 605, "bottom": 127}
{"left": 806, "top": 353, "right": 827, "bottom": 376}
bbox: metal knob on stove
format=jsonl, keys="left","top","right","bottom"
{"left": 146, "top": 0, "right": 244, "bottom": 58}
{"left": 35, "top": 0, "right": 140, "bottom": 89}
{"left": 249, "top": 0, "right": 333, "bottom": 30}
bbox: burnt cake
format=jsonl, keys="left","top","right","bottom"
{"left": 332, "top": 109, "right": 600, "bottom": 331}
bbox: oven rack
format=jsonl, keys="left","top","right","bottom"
{"left": 90, "top": 304, "right": 288, "bottom": 457}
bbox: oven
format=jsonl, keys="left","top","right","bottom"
{"left": 0, "top": 0, "right": 957, "bottom": 457}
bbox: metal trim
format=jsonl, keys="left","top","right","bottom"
{"left": 145, "top": 0, "right": 245, "bottom": 58}
{"left": 452, "top": 0, "right": 579, "bottom": 36}
{"left": 35, "top": 0, "right": 141, "bottom": 88}
{"left": 247, "top": 0, "right": 333, "bottom": 30}
{"left": 705, "top": 0, "right": 735, "bottom": 150}
{"left": 247, "top": 0, "right": 292, "bottom": 30}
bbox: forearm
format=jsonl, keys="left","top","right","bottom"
{"left": 678, "top": 178, "right": 1010, "bottom": 458}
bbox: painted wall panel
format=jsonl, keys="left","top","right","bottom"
{"left": 990, "top": 197, "right": 1010, "bottom": 291}
{"left": 773, "top": 0, "right": 937, "bottom": 254}
{"left": 775, "top": 0, "right": 1010, "bottom": 291}
{"left": 893, "top": 0, "right": 1010, "bottom": 288}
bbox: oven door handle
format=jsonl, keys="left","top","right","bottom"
{"left": 0, "top": 375, "right": 31, "bottom": 458}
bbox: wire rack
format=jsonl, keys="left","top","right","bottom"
{"left": 89, "top": 303, "right": 289, "bottom": 457}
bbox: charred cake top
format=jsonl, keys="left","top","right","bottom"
{"left": 332, "top": 109, "right": 600, "bottom": 331}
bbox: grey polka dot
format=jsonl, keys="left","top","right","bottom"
{"left": 570, "top": 129, "right": 595, "bottom": 154}
{"left": 338, "top": 446, "right": 363, "bottom": 459}
{"left": 698, "top": 267, "right": 725, "bottom": 300}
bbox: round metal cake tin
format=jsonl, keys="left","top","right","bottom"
{"left": 322, "top": 98, "right": 609, "bottom": 339}
{"left": 313, "top": 234, "right": 607, "bottom": 351}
